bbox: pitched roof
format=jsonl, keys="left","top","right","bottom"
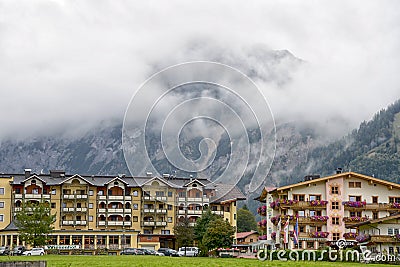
{"left": 236, "top": 230, "right": 258, "bottom": 239}
{"left": 211, "top": 183, "right": 246, "bottom": 203}
{"left": 273, "top": 172, "right": 400, "bottom": 192}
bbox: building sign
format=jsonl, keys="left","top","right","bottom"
{"left": 45, "top": 245, "right": 80, "bottom": 250}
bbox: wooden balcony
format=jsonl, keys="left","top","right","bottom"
{"left": 280, "top": 201, "right": 327, "bottom": 210}
{"left": 364, "top": 203, "right": 400, "bottom": 211}
{"left": 370, "top": 235, "right": 400, "bottom": 243}
{"left": 296, "top": 217, "right": 328, "bottom": 225}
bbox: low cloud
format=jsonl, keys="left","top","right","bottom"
{"left": 0, "top": 1, "right": 399, "bottom": 140}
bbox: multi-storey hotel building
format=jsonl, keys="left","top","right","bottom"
{"left": 256, "top": 171, "right": 400, "bottom": 250}
{"left": 0, "top": 169, "right": 245, "bottom": 254}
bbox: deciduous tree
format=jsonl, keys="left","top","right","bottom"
{"left": 15, "top": 202, "right": 56, "bottom": 247}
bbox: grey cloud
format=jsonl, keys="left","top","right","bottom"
{"left": 0, "top": 1, "right": 399, "bottom": 140}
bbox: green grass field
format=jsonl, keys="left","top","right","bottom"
{"left": 0, "top": 255, "right": 398, "bottom": 267}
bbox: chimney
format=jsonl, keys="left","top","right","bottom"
{"left": 336, "top": 168, "right": 343, "bottom": 174}
{"left": 146, "top": 172, "right": 153, "bottom": 177}
{"left": 50, "top": 170, "right": 65, "bottom": 178}
{"left": 24, "top": 169, "right": 32, "bottom": 178}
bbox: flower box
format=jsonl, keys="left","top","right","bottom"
{"left": 343, "top": 216, "right": 368, "bottom": 222}
{"left": 356, "top": 234, "right": 371, "bottom": 243}
{"left": 342, "top": 201, "right": 366, "bottom": 208}
{"left": 309, "top": 200, "right": 328, "bottom": 206}
{"left": 310, "top": 231, "right": 329, "bottom": 238}
{"left": 310, "top": 215, "right": 329, "bottom": 222}
{"left": 257, "top": 205, "right": 267, "bottom": 216}
{"left": 343, "top": 232, "right": 357, "bottom": 239}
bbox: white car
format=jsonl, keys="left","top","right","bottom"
{"left": 177, "top": 247, "right": 199, "bottom": 257}
{"left": 22, "top": 248, "right": 45, "bottom": 256}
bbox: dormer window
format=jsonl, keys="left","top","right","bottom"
{"left": 192, "top": 184, "right": 197, "bottom": 187}
{"left": 114, "top": 181, "right": 118, "bottom": 186}
{"left": 31, "top": 180, "right": 36, "bottom": 185}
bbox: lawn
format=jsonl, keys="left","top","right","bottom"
{"left": 0, "top": 255, "right": 398, "bottom": 267}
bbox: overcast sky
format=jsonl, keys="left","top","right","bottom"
{"left": 0, "top": 0, "right": 399, "bottom": 140}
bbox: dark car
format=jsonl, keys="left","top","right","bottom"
{"left": 0, "top": 246, "right": 10, "bottom": 256}
{"left": 157, "top": 248, "right": 178, "bottom": 257}
{"left": 120, "top": 248, "right": 145, "bottom": 255}
{"left": 137, "top": 248, "right": 152, "bottom": 255}
{"left": 13, "top": 246, "right": 26, "bottom": 256}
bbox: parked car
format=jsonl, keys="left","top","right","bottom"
{"left": 0, "top": 246, "right": 10, "bottom": 256}
{"left": 22, "top": 248, "right": 45, "bottom": 256}
{"left": 177, "top": 247, "right": 199, "bottom": 257}
{"left": 120, "top": 248, "right": 144, "bottom": 255}
{"left": 136, "top": 248, "right": 152, "bottom": 255}
{"left": 147, "top": 249, "right": 164, "bottom": 256}
{"left": 157, "top": 248, "right": 178, "bottom": 257}
{"left": 13, "top": 246, "right": 26, "bottom": 256}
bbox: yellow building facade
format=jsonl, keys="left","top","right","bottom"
{"left": 0, "top": 170, "right": 245, "bottom": 254}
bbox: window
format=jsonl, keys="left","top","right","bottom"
{"left": 299, "top": 226, "right": 305, "bottom": 233}
{"left": 331, "top": 201, "right": 339, "bottom": 210}
{"left": 350, "top": 211, "right": 362, "bottom": 217}
{"left": 307, "top": 242, "right": 314, "bottom": 249}
{"left": 62, "top": 203, "right": 66, "bottom": 208}
{"left": 310, "top": 210, "right": 321, "bottom": 216}
{"left": 89, "top": 190, "right": 93, "bottom": 196}
{"left": 317, "top": 226, "right": 322, "bottom": 232}
{"left": 133, "top": 190, "right": 138, "bottom": 197}
{"left": 349, "top": 196, "right": 361, "bottom": 202}
{"left": 293, "top": 194, "right": 305, "bottom": 201}
{"left": 89, "top": 216, "right": 93, "bottom": 222}
{"left": 389, "top": 247, "right": 394, "bottom": 254}
{"left": 373, "top": 212, "right": 378, "bottom": 220}
{"left": 388, "top": 228, "right": 394, "bottom": 235}
{"left": 168, "top": 192, "right": 173, "bottom": 197}
{"left": 167, "top": 217, "right": 172, "bottom": 223}
{"left": 234, "top": 214, "right": 236, "bottom": 220}
{"left": 77, "top": 203, "right": 82, "bottom": 208}
{"left": 168, "top": 205, "right": 172, "bottom": 210}
{"left": 0, "top": 202, "right": 4, "bottom": 209}
{"left": 133, "top": 216, "right": 138, "bottom": 222}
{"left": 178, "top": 192, "right": 186, "bottom": 198}
{"left": 98, "top": 190, "right": 103, "bottom": 196}
{"left": 332, "top": 233, "right": 340, "bottom": 241}
{"left": 0, "top": 215, "right": 3, "bottom": 222}
{"left": 372, "top": 196, "right": 378, "bottom": 204}
{"left": 89, "top": 203, "right": 93, "bottom": 209}
{"left": 309, "top": 195, "right": 321, "bottom": 201}
{"left": 298, "top": 211, "right": 305, "bottom": 217}
{"left": 133, "top": 204, "right": 138, "bottom": 210}
{"left": 389, "top": 197, "right": 400, "bottom": 203}
{"left": 332, "top": 217, "right": 339, "bottom": 225}
{"left": 395, "top": 229, "right": 399, "bottom": 235}
{"left": 331, "top": 186, "right": 338, "bottom": 194}
{"left": 51, "top": 203, "right": 56, "bottom": 209}
{"left": 51, "top": 189, "right": 56, "bottom": 195}
{"left": 0, "top": 188, "right": 6, "bottom": 195}
{"left": 156, "top": 191, "right": 165, "bottom": 197}
{"left": 349, "top": 182, "right": 361, "bottom": 188}
{"left": 161, "top": 230, "right": 170, "bottom": 234}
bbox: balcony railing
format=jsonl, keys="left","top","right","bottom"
{"left": 62, "top": 207, "right": 88, "bottom": 212}
{"left": 370, "top": 235, "right": 400, "bottom": 243}
{"left": 107, "top": 208, "right": 131, "bottom": 213}
{"left": 156, "top": 221, "right": 167, "bottom": 226}
{"left": 177, "top": 197, "right": 209, "bottom": 203}
{"left": 14, "top": 193, "right": 51, "bottom": 199}
{"left": 211, "top": 211, "right": 224, "bottom": 215}
{"left": 187, "top": 210, "right": 203, "bottom": 215}
{"left": 143, "top": 221, "right": 155, "bottom": 226}
{"left": 62, "top": 220, "right": 87, "bottom": 225}
{"left": 143, "top": 208, "right": 155, "bottom": 213}
{"left": 156, "top": 209, "right": 167, "bottom": 214}
{"left": 63, "top": 194, "right": 88, "bottom": 199}
{"left": 178, "top": 210, "right": 185, "bottom": 215}
{"left": 107, "top": 221, "right": 131, "bottom": 226}
{"left": 97, "top": 195, "right": 130, "bottom": 200}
